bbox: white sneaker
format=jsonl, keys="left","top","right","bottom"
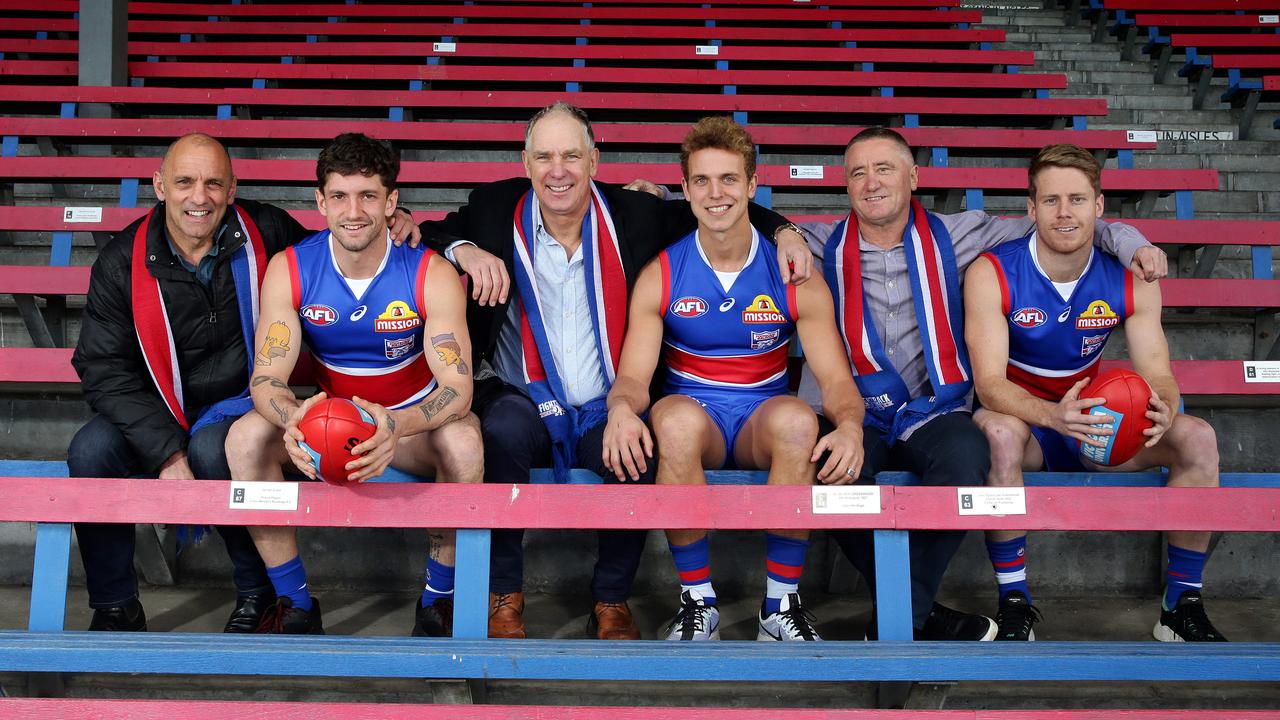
{"left": 664, "top": 589, "right": 721, "bottom": 641}
{"left": 757, "top": 593, "right": 822, "bottom": 641}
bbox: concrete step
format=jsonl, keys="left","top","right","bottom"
{"left": 1060, "top": 95, "right": 1194, "bottom": 111}
{"left": 1065, "top": 70, "right": 1159, "bottom": 84}
{"left": 1227, "top": 173, "right": 1280, "bottom": 193}
{"left": 1068, "top": 82, "right": 1190, "bottom": 97}
{"left": 1002, "top": 31, "right": 1097, "bottom": 44}
{"left": 1039, "top": 50, "right": 1135, "bottom": 63}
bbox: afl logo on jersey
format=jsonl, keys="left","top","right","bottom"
{"left": 1010, "top": 307, "right": 1047, "bottom": 328}
{"left": 1075, "top": 300, "right": 1119, "bottom": 330}
{"left": 374, "top": 300, "right": 423, "bottom": 333}
{"left": 300, "top": 304, "right": 338, "bottom": 326}
{"left": 742, "top": 294, "right": 787, "bottom": 324}
{"left": 671, "top": 296, "right": 708, "bottom": 318}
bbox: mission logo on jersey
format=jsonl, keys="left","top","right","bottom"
{"left": 1076, "top": 300, "right": 1119, "bottom": 330}
{"left": 671, "top": 296, "right": 709, "bottom": 318}
{"left": 300, "top": 304, "right": 338, "bottom": 326}
{"left": 742, "top": 294, "right": 786, "bottom": 324}
{"left": 374, "top": 300, "right": 422, "bottom": 333}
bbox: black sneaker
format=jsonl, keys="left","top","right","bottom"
{"left": 412, "top": 598, "right": 453, "bottom": 637}
{"left": 88, "top": 599, "right": 147, "bottom": 632}
{"left": 994, "top": 591, "right": 1041, "bottom": 641}
{"left": 256, "top": 597, "right": 325, "bottom": 635}
{"left": 1154, "top": 590, "right": 1227, "bottom": 642}
{"left": 921, "top": 603, "right": 996, "bottom": 641}
{"left": 224, "top": 592, "right": 276, "bottom": 634}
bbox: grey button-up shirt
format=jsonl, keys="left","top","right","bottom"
{"left": 797, "top": 211, "right": 1148, "bottom": 439}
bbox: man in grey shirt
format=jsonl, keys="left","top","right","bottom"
{"left": 797, "top": 127, "right": 1166, "bottom": 640}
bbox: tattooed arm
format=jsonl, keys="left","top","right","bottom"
{"left": 249, "top": 253, "right": 307, "bottom": 429}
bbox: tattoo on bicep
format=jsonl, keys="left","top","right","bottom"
{"left": 430, "top": 332, "right": 470, "bottom": 375}
{"left": 251, "top": 375, "right": 290, "bottom": 391}
{"left": 255, "top": 322, "right": 291, "bottom": 366}
{"left": 269, "top": 398, "right": 290, "bottom": 425}
{"left": 418, "top": 386, "right": 459, "bottom": 423}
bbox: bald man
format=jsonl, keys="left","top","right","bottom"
{"left": 69, "top": 134, "right": 421, "bottom": 634}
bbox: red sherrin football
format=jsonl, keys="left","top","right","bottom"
{"left": 1078, "top": 368, "right": 1155, "bottom": 467}
{"left": 296, "top": 398, "right": 377, "bottom": 486}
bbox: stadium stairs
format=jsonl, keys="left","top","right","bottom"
{"left": 1, "top": 0, "right": 1279, "bottom": 710}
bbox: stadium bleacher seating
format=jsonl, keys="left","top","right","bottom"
{"left": 2, "top": 0, "right": 1279, "bottom": 712}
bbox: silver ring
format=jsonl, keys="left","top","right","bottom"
{"left": 845, "top": 468, "right": 856, "bottom": 477}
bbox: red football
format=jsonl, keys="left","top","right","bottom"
{"left": 296, "top": 398, "right": 377, "bottom": 486}
{"left": 1078, "top": 368, "right": 1155, "bottom": 467}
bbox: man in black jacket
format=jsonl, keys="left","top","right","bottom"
{"left": 424, "top": 103, "right": 811, "bottom": 640}
{"left": 69, "top": 133, "right": 418, "bottom": 632}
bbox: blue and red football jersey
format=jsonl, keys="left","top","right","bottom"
{"left": 286, "top": 231, "right": 437, "bottom": 409}
{"left": 984, "top": 233, "right": 1133, "bottom": 401}
{"left": 657, "top": 228, "right": 797, "bottom": 398}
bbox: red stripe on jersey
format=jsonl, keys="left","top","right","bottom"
{"left": 1006, "top": 361, "right": 1100, "bottom": 401}
{"left": 314, "top": 355, "right": 435, "bottom": 408}
{"left": 658, "top": 250, "right": 672, "bottom": 319}
{"left": 285, "top": 246, "right": 302, "bottom": 312}
{"left": 412, "top": 249, "right": 434, "bottom": 318}
{"left": 984, "top": 252, "right": 1011, "bottom": 316}
{"left": 765, "top": 559, "right": 804, "bottom": 581}
{"left": 665, "top": 342, "right": 789, "bottom": 386}
{"left": 785, "top": 280, "right": 798, "bottom": 323}
{"left": 1124, "top": 267, "right": 1135, "bottom": 320}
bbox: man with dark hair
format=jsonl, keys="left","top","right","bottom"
{"left": 603, "top": 117, "right": 863, "bottom": 642}
{"left": 966, "top": 143, "right": 1223, "bottom": 642}
{"left": 423, "top": 104, "right": 812, "bottom": 640}
{"left": 226, "top": 133, "right": 481, "bottom": 635}
{"left": 70, "top": 133, "right": 419, "bottom": 633}
{"left": 795, "top": 127, "right": 1166, "bottom": 641}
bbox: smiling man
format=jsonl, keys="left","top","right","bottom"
{"left": 70, "top": 133, "right": 420, "bottom": 635}
{"left": 965, "top": 144, "right": 1224, "bottom": 642}
{"left": 603, "top": 116, "right": 864, "bottom": 642}
{"left": 792, "top": 127, "right": 1166, "bottom": 642}
{"left": 225, "top": 133, "right": 481, "bottom": 636}
{"left": 421, "top": 103, "right": 810, "bottom": 640}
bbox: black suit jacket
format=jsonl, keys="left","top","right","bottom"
{"left": 424, "top": 177, "right": 790, "bottom": 366}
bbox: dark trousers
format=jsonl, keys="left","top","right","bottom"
{"left": 476, "top": 379, "right": 653, "bottom": 602}
{"left": 828, "top": 412, "right": 990, "bottom": 629}
{"left": 67, "top": 415, "right": 271, "bottom": 609}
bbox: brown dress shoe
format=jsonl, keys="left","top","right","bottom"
{"left": 587, "top": 600, "right": 641, "bottom": 640}
{"left": 489, "top": 591, "right": 526, "bottom": 639}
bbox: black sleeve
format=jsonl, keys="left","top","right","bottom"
{"left": 746, "top": 202, "right": 789, "bottom": 241}
{"left": 71, "top": 241, "right": 187, "bottom": 472}
{"left": 246, "top": 199, "right": 312, "bottom": 253}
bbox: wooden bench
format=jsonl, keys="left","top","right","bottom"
{"left": 1, "top": 476, "right": 1278, "bottom": 687}
{"left": 5, "top": 701, "right": 1280, "bottom": 720}
{"left": 2, "top": 59, "right": 1066, "bottom": 97}
{"left": 1151, "top": 32, "right": 1280, "bottom": 85}
{"left": 6, "top": 17, "right": 1008, "bottom": 46}
{"left": 10, "top": 39, "right": 1035, "bottom": 71}
{"left": 3, "top": 84, "right": 1107, "bottom": 129}
{"left": 0, "top": 156, "right": 1218, "bottom": 218}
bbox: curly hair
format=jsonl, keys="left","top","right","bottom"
{"left": 316, "top": 133, "right": 400, "bottom": 191}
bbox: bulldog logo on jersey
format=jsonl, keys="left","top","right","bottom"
{"left": 300, "top": 304, "right": 338, "bottom": 326}
{"left": 750, "top": 329, "right": 781, "bottom": 350}
{"left": 374, "top": 300, "right": 422, "bottom": 332}
{"left": 1076, "top": 300, "right": 1119, "bottom": 330}
{"left": 671, "top": 296, "right": 708, "bottom": 318}
{"left": 1010, "top": 307, "right": 1047, "bottom": 328}
{"left": 1080, "top": 333, "right": 1106, "bottom": 357}
{"left": 385, "top": 336, "right": 416, "bottom": 359}
{"left": 742, "top": 294, "right": 786, "bottom": 324}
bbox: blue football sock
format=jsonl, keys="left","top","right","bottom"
{"left": 266, "top": 555, "right": 313, "bottom": 612}
{"left": 986, "top": 536, "right": 1031, "bottom": 603}
{"left": 1164, "top": 544, "right": 1206, "bottom": 609}
{"left": 763, "top": 533, "right": 809, "bottom": 615}
{"left": 420, "top": 557, "right": 456, "bottom": 608}
{"left": 669, "top": 536, "right": 716, "bottom": 605}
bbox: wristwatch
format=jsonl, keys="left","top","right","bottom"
{"left": 773, "top": 222, "right": 803, "bottom": 242}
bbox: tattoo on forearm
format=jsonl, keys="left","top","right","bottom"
{"left": 255, "top": 322, "right": 291, "bottom": 366}
{"left": 251, "top": 375, "right": 290, "bottom": 390}
{"left": 385, "top": 414, "right": 396, "bottom": 433}
{"left": 269, "top": 398, "right": 290, "bottom": 426}
{"left": 418, "top": 386, "right": 459, "bottom": 423}
{"left": 431, "top": 332, "right": 470, "bottom": 375}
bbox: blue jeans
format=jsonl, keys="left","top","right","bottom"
{"left": 826, "top": 412, "right": 990, "bottom": 629}
{"left": 67, "top": 415, "right": 271, "bottom": 609}
{"left": 476, "top": 379, "right": 653, "bottom": 602}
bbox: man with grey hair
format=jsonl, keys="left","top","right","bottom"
{"left": 425, "top": 102, "right": 811, "bottom": 640}
{"left": 69, "top": 133, "right": 420, "bottom": 634}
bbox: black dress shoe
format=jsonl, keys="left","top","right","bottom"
{"left": 412, "top": 598, "right": 453, "bottom": 637}
{"left": 255, "top": 597, "right": 325, "bottom": 635}
{"left": 88, "top": 598, "right": 147, "bottom": 632}
{"left": 224, "top": 592, "right": 277, "bottom": 633}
